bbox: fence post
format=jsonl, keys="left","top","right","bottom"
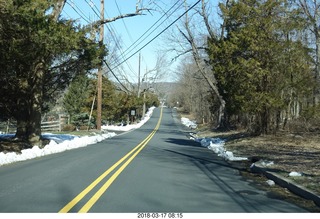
{"left": 6, "top": 119, "right": 10, "bottom": 134}
{"left": 59, "top": 114, "right": 62, "bottom": 132}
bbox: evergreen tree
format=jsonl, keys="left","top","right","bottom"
{"left": 0, "top": 0, "right": 104, "bottom": 144}
{"left": 83, "top": 76, "right": 119, "bottom": 125}
{"left": 63, "top": 75, "right": 90, "bottom": 121}
{"left": 207, "top": 0, "right": 313, "bottom": 134}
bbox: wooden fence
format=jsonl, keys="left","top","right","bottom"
{"left": 0, "top": 114, "right": 69, "bottom": 134}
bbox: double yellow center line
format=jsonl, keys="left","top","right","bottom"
{"left": 59, "top": 107, "right": 163, "bottom": 213}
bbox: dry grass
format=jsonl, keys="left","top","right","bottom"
{"left": 195, "top": 128, "right": 320, "bottom": 212}
{"left": 218, "top": 132, "right": 320, "bottom": 190}
{"left": 179, "top": 111, "right": 320, "bottom": 211}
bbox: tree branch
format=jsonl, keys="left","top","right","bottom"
{"left": 91, "top": 8, "right": 152, "bottom": 29}
{"left": 50, "top": 0, "right": 66, "bottom": 21}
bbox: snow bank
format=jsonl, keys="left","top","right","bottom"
{"left": 181, "top": 117, "right": 197, "bottom": 129}
{"left": 0, "top": 106, "right": 156, "bottom": 167}
{"left": 182, "top": 117, "right": 247, "bottom": 161}
{"left": 0, "top": 132, "right": 116, "bottom": 166}
{"left": 101, "top": 106, "right": 156, "bottom": 131}
{"left": 206, "top": 138, "right": 248, "bottom": 161}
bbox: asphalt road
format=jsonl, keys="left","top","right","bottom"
{"left": 0, "top": 107, "right": 309, "bottom": 213}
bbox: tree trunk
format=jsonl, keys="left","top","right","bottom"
{"left": 15, "top": 62, "right": 44, "bottom": 146}
{"left": 15, "top": 111, "right": 42, "bottom": 146}
{"left": 314, "top": 27, "right": 320, "bottom": 105}
{"left": 260, "top": 106, "right": 269, "bottom": 135}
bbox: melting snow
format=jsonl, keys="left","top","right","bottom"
{"left": 182, "top": 117, "right": 247, "bottom": 161}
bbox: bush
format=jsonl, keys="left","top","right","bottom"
{"left": 62, "top": 124, "right": 76, "bottom": 132}
{"left": 79, "top": 125, "right": 89, "bottom": 130}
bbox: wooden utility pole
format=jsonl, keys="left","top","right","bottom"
{"left": 97, "top": 0, "right": 104, "bottom": 130}
{"left": 137, "top": 53, "right": 141, "bottom": 98}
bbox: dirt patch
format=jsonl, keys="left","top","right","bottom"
{"left": 0, "top": 136, "right": 50, "bottom": 154}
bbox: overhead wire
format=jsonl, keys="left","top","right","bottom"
{"left": 82, "top": 0, "right": 131, "bottom": 88}
{"left": 111, "top": 0, "right": 202, "bottom": 71}
{"left": 82, "top": 0, "right": 183, "bottom": 77}
{"left": 85, "top": 0, "right": 135, "bottom": 73}
{"left": 68, "top": 0, "right": 201, "bottom": 87}
{"left": 113, "top": 0, "right": 139, "bottom": 80}
{"left": 84, "top": 0, "right": 100, "bottom": 18}
{"left": 113, "top": 0, "right": 184, "bottom": 67}
{"left": 103, "top": 0, "right": 185, "bottom": 83}
{"left": 66, "top": 0, "right": 91, "bottom": 24}
{"left": 114, "top": 0, "right": 134, "bottom": 43}
{"left": 72, "top": 0, "right": 93, "bottom": 22}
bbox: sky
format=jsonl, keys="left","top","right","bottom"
{"left": 60, "top": 0, "right": 222, "bottom": 84}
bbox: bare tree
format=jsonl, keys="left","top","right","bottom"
{"left": 297, "top": 0, "right": 320, "bottom": 104}
{"left": 171, "top": 0, "right": 226, "bottom": 127}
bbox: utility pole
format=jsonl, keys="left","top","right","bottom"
{"left": 137, "top": 53, "right": 141, "bottom": 98}
{"left": 142, "top": 67, "right": 147, "bottom": 118}
{"left": 97, "top": 0, "right": 104, "bottom": 130}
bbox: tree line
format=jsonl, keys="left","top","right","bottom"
{"left": 169, "top": 0, "right": 320, "bottom": 135}
{"left": 63, "top": 74, "right": 159, "bottom": 130}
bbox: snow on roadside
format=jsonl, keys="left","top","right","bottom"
{"left": 181, "top": 117, "right": 247, "bottom": 161}
{"left": 0, "top": 132, "right": 116, "bottom": 166}
{"left": 0, "top": 106, "right": 156, "bottom": 166}
{"left": 101, "top": 106, "right": 156, "bottom": 131}
{"left": 181, "top": 117, "right": 197, "bottom": 129}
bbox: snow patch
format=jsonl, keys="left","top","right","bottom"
{"left": 289, "top": 171, "right": 303, "bottom": 177}
{"left": 255, "top": 160, "right": 274, "bottom": 167}
{"left": 101, "top": 106, "right": 156, "bottom": 131}
{"left": 182, "top": 117, "right": 247, "bottom": 161}
{"left": 181, "top": 117, "right": 197, "bottom": 129}
{"left": 266, "top": 180, "right": 275, "bottom": 186}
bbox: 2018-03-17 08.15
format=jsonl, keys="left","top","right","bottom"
{"left": 137, "top": 213, "right": 183, "bottom": 218}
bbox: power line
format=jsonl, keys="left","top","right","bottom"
{"left": 98, "top": 3, "right": 138, "bottom": 81}
{"left": 111, "top": 0, "right": 202, "bottom": 71}
{"left": 114, "top": 0, "right": 134, "bottom": 43}
{"left": 66, "top": 0, "right": 91, "bottom": 24}
{"left": 84, "top": 0, "right": 100, "bottom": 18}
{"left": 66, "top": 0, "right": 200, "bottom": 84}
{"left": 82, "top": 1, "right": 137, "bottom": 86}
{"left": 114, "top": 0, "right": 184, "bottom": 67}
{"left": 112, "top": 0, "right": 139, "bottom": 80}
{"left": 72, "top": 0, "right": 92, "bottom": 21}
{"left": 82, "top": 0, "right": 182, "bottom": 78}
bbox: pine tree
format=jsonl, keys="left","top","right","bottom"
{"left": 63, "top": 75, "right": 90, "bottom": 121}
{"left": 0, "top": 0, "right": 104, "bottom": 144}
